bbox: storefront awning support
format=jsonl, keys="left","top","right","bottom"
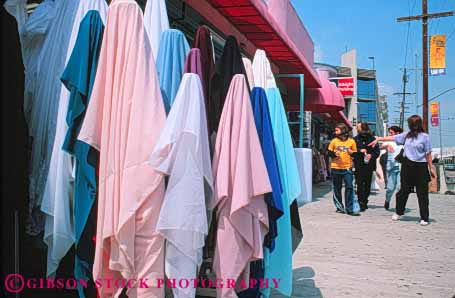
{"left": 277, "top": 73, "right": 305, "bottom": 148}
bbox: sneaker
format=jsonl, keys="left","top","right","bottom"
{"left": 392, "top": 213, "right": 401, "bottom": 221}
{"left": 384, "top": 201, "right": 390, "bottom": 210}
{"left": 420, "top": 220, "right": 429, "bottom": 226}
{"left": 347, "top": 211, "right": 360, "bottom": 216}
{"left": 336, "top": 209, "right": 345, "bottom": 214}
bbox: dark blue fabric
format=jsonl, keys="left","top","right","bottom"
{"left": 60, "top": 10, "right": 103, "bottom": 298}
{"left": 250, "top": 87, "right": 284, "bottom": 250}
{"left": 331, "top": 169, "right": 354, "bottom": 213}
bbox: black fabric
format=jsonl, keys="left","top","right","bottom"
{"left": 380, "top": 152, "right": 388, "bottom": 186}
{"left": 1, "top": 7, "right": 28, "bottom": 296}
{"left": 355, "top": 170, "right": 373, "bottom": 208}
{"left": 290, "top": 200, "right": 303, "bottom": 253}
{"left": 327, "top": 149, "right": 337, "bottom": 158}
{"left": 209, "top": 35, "right": 248, "bottom": 134}
{"left": 353, "top": 133, "right": 380, "bottom": 172}
{"left": 396, "top": 158, "right": 431, "bottom": 221}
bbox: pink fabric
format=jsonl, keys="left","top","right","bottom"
{"left": 305, "top": 70, "right": 345, "bottom": 113}
{"left": 77, "top": 1, "right": 166, "bottom": 297}
{"left": 212, "top": 74, "right": 271, "bottom": 298}
{"left": 184, "top": 48, "right": 204, "bottom": 90}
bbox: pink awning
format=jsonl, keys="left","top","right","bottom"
{"left": 329, "top": 110, "right": 353, "bottom": 130}
{"left": 203, "top": 0, "right": 321, "bottom": 88}
{"left": 304, "top": 70, "right": 345, "bottom": 113}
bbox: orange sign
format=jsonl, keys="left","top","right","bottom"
{"left": 430, "top": 102, "right": 439, "bottom": 115}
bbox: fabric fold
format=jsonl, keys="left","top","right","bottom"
{"left": 150, "top": 73, "right": 212, "bottom": 298}
{"left": 209, "top": 35, "right": 249, "bottom": 135}
{"left": 184, "top": 48, "right": 203, "bottom": 87}
{"left": 77, "top": 1, "right": 166, "bottom": 297}
{"left": 59, "top": 9, "right": 106, "bottom": 298}
{"left": 252, "top": 50, "right": 302, "bottom": 298}
{"left": 156, "top": 29, "right": 190, "bottom": 113}
{"left": 41, "top": 0, "right": 108, "bottom": 279}
{"left": 242, "top": 57, "right": 255, "bottom": 90}
{"left": 212, "top": 74, "right": 271, "bottom": 298}
{"left": 144, "top": 0, "right": 169, "bottom": 61}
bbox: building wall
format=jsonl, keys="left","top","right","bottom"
{"left": 341, "top": 49, "right": 358, "bottom": 133}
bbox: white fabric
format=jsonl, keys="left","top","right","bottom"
{"left": 144, "top": 0, "right": 170, "bottom": 61}
{"left": 252, "top": 49, "right": 277, "bottom": 89}
{"left": 40, "top": 0, "right": 108, "bottom": 278}
{"left": 295, "top": 148, "right": 312, "bottom": 205}
{"left": 150, "top": 73, "right": 213, "bottom": 298}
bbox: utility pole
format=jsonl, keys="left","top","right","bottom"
{"left": 397, "top": 0, "right": 453, "bottom": 131}
{"left": 393, "top": 68, "right": 415, "bottom": 128}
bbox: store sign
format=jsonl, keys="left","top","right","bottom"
{"left": 430, "top": 35, "right": 446, "bottom": 76}
{"left": 331, "top": 77, "right": 354, "bottom": 97}
{"left": 431, "top": 115, "right": 439, "bottom": 127}
{"left": 430, "top": 102, "right": 440, "bottom": 127}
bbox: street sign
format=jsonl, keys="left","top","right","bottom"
{"left": 430, "top": 101, "right": 439, "bottom": 114}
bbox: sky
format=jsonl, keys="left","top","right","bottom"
{"left": 291, "top": 0, "right": 455, "bottom": 147}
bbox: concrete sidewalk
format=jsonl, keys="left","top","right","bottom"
{"left": 271, "top": 182, "right": 455, "bottom": 298}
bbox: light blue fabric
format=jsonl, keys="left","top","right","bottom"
{"left": 394, "top": 132, "right": 432, "bottom": 162}
{"left": 156, "top": 29, "right": 190, "bottom": 113}
{"left": 261, "top": 88, "right": 302, "bottom": 298}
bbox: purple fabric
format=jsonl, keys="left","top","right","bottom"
{"left": 184, "top": 48, "right": 204, "bottom": 90}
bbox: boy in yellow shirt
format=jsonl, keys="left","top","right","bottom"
{"left": 327, "top": 123, "right": 359, "bottom": 215}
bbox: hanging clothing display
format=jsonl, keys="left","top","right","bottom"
{"left": 24, "top": 0, "right": 80, "bottom": 236}
{"left": 242, "top": 57, "right": 255, "bottom": 90}
{"left": 143, "top": 0, "right": 169, "bottom": 61}
{"left": 77, "top": 1, "right": 166, "bottom": 297}
{"left": 184, "top": 48, "right": 204, "bottom": 86}
{"left": 252, "top": 50, "right": 302, "bottom": 298}
{"left": 4, "top": 0, "right": 56, "bottom": 121}
{"left": 212, "top": 74, "right": 271, "bottom": 298}
{"left": 59, "top": 9, "right": 106, "bottom": 298}
{"left": 250, "top": 87, "right": 284, "bottom": 251}
{"left": 193, "top": 25, "right": 215, "bottom": 108}
{"left": 150, "top": 73, "right": 212, "bottom": 298}
{"left": 209, "top": 35, "right": 249, "bottom": 134}
{"left": 40, "top": 0, "right": 108, "bottom": 279}
{"left": 156, "top": 29, "right": 190, "bottom": 113}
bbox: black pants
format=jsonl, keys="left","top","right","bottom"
{"left": 355, "top": 169, "right": 373, "bottom": 208}
{"left": 396, "top": 158, "right": 430, "bottom": 221}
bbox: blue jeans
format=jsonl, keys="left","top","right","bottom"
{"left": 386, "top": 167, "right": 401, "bottom": 204}
{"left": 332, "top": 169, "right": 354, "bottom": 213}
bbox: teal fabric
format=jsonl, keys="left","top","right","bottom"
{"left": 156, "top": 29, "right": 190, "bottom": 113}
{"left": 261, "top": 88, "right": 302, "bottom": 298}
{"left": 60, "top": 10, "right": 103, "bottom": 298}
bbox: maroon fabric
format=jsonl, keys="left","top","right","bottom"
{"left": 184, "top": 48, "right": 204, "bottom": 90}
{"left": 193, "top": 26, "right": 215, "bottom": 110}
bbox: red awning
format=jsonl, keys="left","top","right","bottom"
{"left": 329, "top": 111, "right": 353, "bottom": 130}
{"left": 304, "top": 70, "right": 345, "bottom": 113}
{"left": 205, "top": 0, "right": 321, "bottom": 88}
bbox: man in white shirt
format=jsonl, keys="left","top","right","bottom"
{"left": 381, "top": 126, "right": 404, "bottom": 210}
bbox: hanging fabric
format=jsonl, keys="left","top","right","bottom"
{"left": 250, "top": 87, "right": 284, "bottom": 251}
{"left": 77, "top": 1, "right": 166, "bottom": 297}
{"left": 193, "top": 25, "right": 215, "bottom": 111}
{"left": 237, "top": 87, "right": 284, "bottom": 298}
{"left": 242, "top": 57, "right": 255, "bottom": 90}
{"left": 209, "top": 35, "right": 249, "bottom": 135}
{"left": 59, "top": 9, "right": 106, "bottom": 298}
{"left": 40, "top": 0, "right": 108, "bottom": 280}
{"left": 212, "top": 74, "right": 271, "bottom": 298}
{"left": 184, "top": 48, "right": 204, "bottom": 86}
{"left": 150, "top": 73, "right": 212, "bottom": 298}
{"left": 144, "top": 0, "right": 169, "bottom": 61}
{"left": 252, "top": 50, "right": 302, "bottom": 298}
{"left": 23, "top": 0, "right": 79, "bottom": 236}
{"left": 156, "top": 29, "right": 190, "bottom": 113}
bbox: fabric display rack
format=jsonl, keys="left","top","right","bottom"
{"left": 2, "top": 0, "right": 312, "bottom": 297}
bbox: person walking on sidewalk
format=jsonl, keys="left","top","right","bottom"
{"left": 353, "top": 122, "right": 380, "bottom": 212}
{"left": 369, "top": 115, "right": 436, "bottom": 226}
{"left": 327, "top": 123, "right": 359, "bottom": 216}
{"left": 381, "top": 126, "right": 404, "bottom": 210}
